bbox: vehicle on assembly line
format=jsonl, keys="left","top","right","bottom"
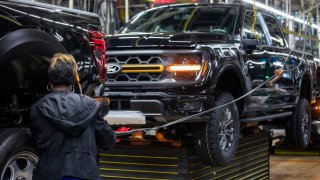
{"left": 0, "top": 1, "right": 107, "bottom": 179}
{"left": 104, "top": 3, "right": 319, "bottom": 165}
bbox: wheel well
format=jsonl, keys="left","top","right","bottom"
{"left": 300, "top": 75, "right": 312, "bottom": 102}
{"left": 1, "top": 54, "right": 51, "bottom": 89}
{"left": 0, "top": 54, "right": 51, "bottom": 126}
{"left": 0, "top": 29, "right": 67, "bottom": 125}
{"left": 215, "top": 69, "right": 244, "bottom": 111}
{"left": 0, "top": 29, "right": 66, "bottom": 66}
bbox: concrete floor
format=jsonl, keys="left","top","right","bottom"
{"left": 270, "top": 155, "right": 320, "bottom": 180}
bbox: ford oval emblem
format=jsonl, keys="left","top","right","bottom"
{"left": 107, "top": 63, "right": 122, "bottom": 74}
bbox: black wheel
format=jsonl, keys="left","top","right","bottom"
{"left": 194, "top": 125, "right": 212, "bottom": 165}
{"left": 286, "top": 98, "right": 312, "bottom": 149}
{"left": 194, "top": 92, "right": 240, "bottom": 166}
{"left": 0, "top": 128, "right": 38, "bottom": 180}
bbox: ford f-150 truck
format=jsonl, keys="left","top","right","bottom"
{"left": 104, "top": 3, "right": 318, "bottom": 165}
{"left": 0, "top": 1, "right": 106, "bottom": 179}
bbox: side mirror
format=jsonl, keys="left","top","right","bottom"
{"left": 243, "top": 39, "right": 258, "bottom": 53}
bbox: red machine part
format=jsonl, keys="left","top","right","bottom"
{"left": 115, "top": 127, "right": 130, "bottom": 143}
{"left": 88, "top": 31, "right": 107, "bottom": 82}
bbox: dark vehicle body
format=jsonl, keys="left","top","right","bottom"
{"left": 104, "top": 3, "right": 316, "bottom": 165}
{"left": 0, "top": 1, "right": 105, "bottom": 179}
{"left": 106, "top": 3, "right": 314, "bottom": 122}
{"left": 0, "top": 0, "right": 102, "bottom": 96}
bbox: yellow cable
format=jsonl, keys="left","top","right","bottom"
{"left": 183, "top": 8, "right": 197, "bottom": 32}
{"left": 0, "top": 15, "right": 22, "bottom": 26}
{"left": 250, "top": 0, "right": 260, "bottom": 39}
{"left": 251, "top": 0, "right": 257, "bottom": 36}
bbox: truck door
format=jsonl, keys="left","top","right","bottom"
{"left": 260, "top": 13, "right": 296, "bottom": 108}
{"left": 243, "top": 11, "right": 295, "bottom": 114}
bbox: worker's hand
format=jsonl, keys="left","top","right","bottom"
{"left": 274, "top": 69, "right": 284, "bottom": 77}
{"left": 93, "top": 84, "right": 110, "bottom": 117}
{"left": 100, "top": 97, "right": 110, "bottom": 117}
{"left": 93, "top": 97, "right": 110, "bottom": 117}
{"left": 267, "top": 69, "right": 284, "bottom": 88}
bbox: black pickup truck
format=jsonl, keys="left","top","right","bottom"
{"left": 0, "top": 1, "right": 106, "bottom": 179}
{"left": 104, "top": 3, "right": 318, "bottom": 165}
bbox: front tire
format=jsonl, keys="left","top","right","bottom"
{"left": 194, "top": 92, "right": 240, "bottom": 166}
{"left": 286, "top": 98, "right": 312, "bottom": 149}
{"left": 194, "top": 125, "right": 212, "bottom": 165}
{"left": 0, "top": 128, "right": 38, "bottom": 180}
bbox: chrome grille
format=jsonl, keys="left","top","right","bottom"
{"left": 106, "top": 55, "right": 165, "bottom": 82}
{"left": 107, "top": 55, "right": 163, "bottom": 64}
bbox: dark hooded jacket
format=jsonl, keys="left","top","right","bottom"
{"left": 30, "top": 91, "right": 116, "bottom": 180}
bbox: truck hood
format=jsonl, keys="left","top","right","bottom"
{"left": 106, "top": 33, "right": 229, "bottom": 48}
{"left": 0, "top": 1, "right": 100, "bottom": 32}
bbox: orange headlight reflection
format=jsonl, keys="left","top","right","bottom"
{"left": 168, "top": 65, "right": 202, "bottom": 72}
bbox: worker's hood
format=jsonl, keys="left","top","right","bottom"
{"left": 37, "top": 91, "right": 100, "bottom": 136}
{"left": 106, "top": 32, "right": 229, "bottom": 48}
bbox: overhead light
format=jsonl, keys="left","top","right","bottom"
{"left": 242, "top": 0, "right": 320, "bottom": 30}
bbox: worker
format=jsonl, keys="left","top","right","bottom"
{"left": 30, "top": 53, "right": 116, "bottom": 180}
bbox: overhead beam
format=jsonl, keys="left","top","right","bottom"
{"left": 69, "top": 0, "right": 73, "bottom": 9}
{"left": 300, "top": 0, "right": 305, "bottom": 13}
{"left": 317, "top": 6, "right": 320, "bottom": 58}
{"left": 303, "top": 2, "right": 320, "bottom": 14}
{"left": 242, "top": 0, "right": 320, "bottom": 30}
{"left": 125, "top": 0, "right": 129, "bottom": 22}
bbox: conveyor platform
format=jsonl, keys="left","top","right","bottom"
{"left": 99, "top": 132, "right": 270, "bottom": 180}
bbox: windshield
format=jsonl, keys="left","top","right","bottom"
{"left": 119, "top": 6, "right": 238, "bottom": 35}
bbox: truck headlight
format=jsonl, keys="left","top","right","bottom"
{"left": 168, "top": 54, "right": 207, "bottom": 81}
{"left": 168, "top": 65, "right": 201, "bottom": 71}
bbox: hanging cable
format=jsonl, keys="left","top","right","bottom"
{"left": 251, "top": 0, "right": 260, "bottom": 39}
{"left": 251, "top": 0, "right": 256, "bottom": 33}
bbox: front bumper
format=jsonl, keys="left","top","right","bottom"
{"left": 103, "top": 91, "right": 209, "bottom": 122}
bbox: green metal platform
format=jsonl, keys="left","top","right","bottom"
{"left": 99, "top": 132, "right": 270, "bottom": 180}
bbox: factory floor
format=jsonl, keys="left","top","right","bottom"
{"left": 270, "top": 155, "right": 320, "bottom": 180}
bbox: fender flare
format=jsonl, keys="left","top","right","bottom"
{"left": 0, "top": 29, "right": 67, "bottom": 68}
{"left": 211, "top": 63, "right": 247, "bottom": 106}
{"left": 212, "top": 63, "right": 245, "bottom": 90}
{"left": 298, "top": 69, "right": 313, "bottom": 102}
